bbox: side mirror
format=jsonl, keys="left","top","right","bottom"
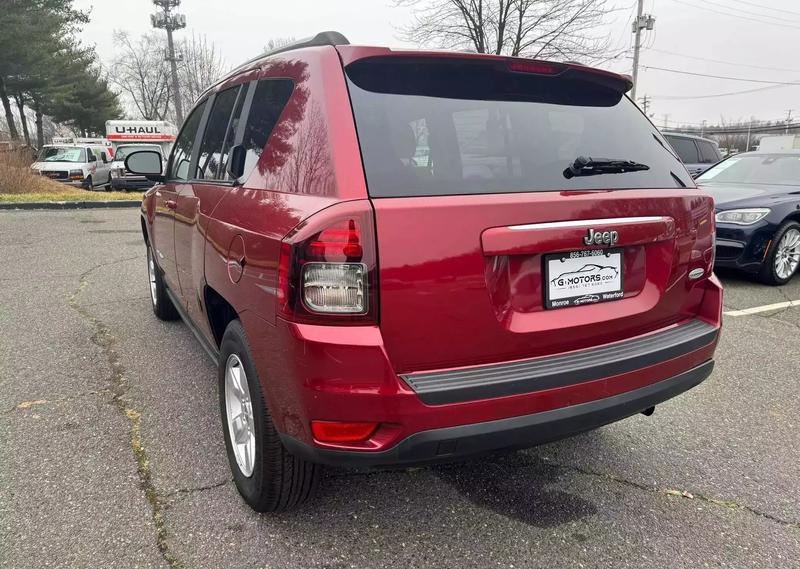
{"left": 126, "top": 150, "right": 164, "bottom": 182}
{"left": 88, "top": 154, "right": 97, "bottom": 162}
{"left": 227, "top": 144, "right": 246, "bottom": 180}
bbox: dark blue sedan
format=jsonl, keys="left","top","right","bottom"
{"left": 697, "top": 150, "right": 800, "bottom": 285}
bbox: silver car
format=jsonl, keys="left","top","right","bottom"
{"left": 663, "top": 132, "right": 722, "bottom": 178}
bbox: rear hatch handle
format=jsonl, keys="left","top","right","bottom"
{"left": 481, "top": 216, "right": 675, "bottom": 256}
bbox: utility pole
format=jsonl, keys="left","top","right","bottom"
{"left": 700, "top": 120, "right": 707, "bottom": 138}
{"left": 639, "top": 95, "right": 650, "bottom": 115}
{"left": 630, "top": 0, "right": 656, "bottom": 102}
{"left": 151, "top": 0, "right": 186, "bottom": 124}
{"left": 785, "top": 109, "right": 793, "bottom": 134}
{"left": 746, "top": 120, "right": 753, "bottom": 151}
{"left": 662, "top": 114, "right": 670, "bottom": 129}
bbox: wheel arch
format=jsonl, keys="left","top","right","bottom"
{"left": 204, "top": 285, "right": 240, "bottom": 347}
{"left": 140, "top": 215, "right": 149, "bottom": 246}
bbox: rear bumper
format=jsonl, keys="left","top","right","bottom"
{"left": 281, "top": 360, "right": 714, "bottom": 467}
{"left": 244, "top": 277, "right": 722, "bottom": 469}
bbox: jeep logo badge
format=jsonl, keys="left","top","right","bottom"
{"left": 583, "top": 228, "right": 619, "bottom": 247}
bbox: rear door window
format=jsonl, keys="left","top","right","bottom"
{"left": 218, "top": 86, "right": 248, "bottom": 180}
{"left": 346, "top": 58, "right": 690, "bottom": 197}
{"left": 196, "top": 85, "right": 242, "bottom": 180}
{"left": 665, "top": 136, "right": 700, "bottom": 164}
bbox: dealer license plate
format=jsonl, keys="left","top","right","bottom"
{"left": 544, "top": 249, "right": 624, "bottom": 309}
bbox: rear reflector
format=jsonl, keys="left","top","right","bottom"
{"left": 311, "top": 421, "right": 379, "bottom": 443}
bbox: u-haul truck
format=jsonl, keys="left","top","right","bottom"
{"left": 105, "top": 120, "right": 177, "bottom": 191}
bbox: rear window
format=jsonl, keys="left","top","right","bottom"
{"left": 697, "top": 140, "right": 721, "bottom": 164}
{"left": 346, "top": 58, "right": 689, "bottom": 198}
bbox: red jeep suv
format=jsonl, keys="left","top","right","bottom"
{"left": 129, "top": 32, "right": 722, "bottom": 512}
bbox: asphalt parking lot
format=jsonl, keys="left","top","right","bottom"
{"left": 1, "top": 208, "right": 798, "bottom": 569}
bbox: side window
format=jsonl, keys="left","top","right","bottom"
{"left": 196, "top": 85, "right": 242, "bottom": 180}
{"left": 169, "top": 100, "right": 208, "bottom": 180}
{"left": 665, "top": 136, "right": 699, "bottom": 164}
{"left": 218, "top": 88, "right": 248, "bottom": 180}
{"left": 240, "top": 79, "right": 294, "bottom": 178}
{"left": 86, "top": 148, "right": 95, "bottom": 162}
{"left": 698, "top": 140, "right": 720, "bottom": 164}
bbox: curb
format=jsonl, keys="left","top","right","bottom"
{"left": 0, "top": 200, "right": 141, "bottom": 210}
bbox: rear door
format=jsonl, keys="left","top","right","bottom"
{"left": 345, "top": 56, "right": 713, "bottom": 372}
{"left": 154, "top": 100, "right": 208, "bottom": 294}
{"left": 174, "top": 83, "right": 247, "bottom": 329}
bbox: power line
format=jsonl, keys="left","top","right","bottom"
{"left": 697, "top": 0, "right": 800, "bottom": 24}
{"left": 726, "top": 0, "right": 800, "bottom": 18}
{"left": 651, "top": 83, "right": 796, "bottom": 100}
{"left": 644, "top": 48, "right": 800, "bottom": 73}
{"left": 640, "top": 65, "right": 800, "bottom": 85}
{"left": 668, "top": 0, "right": 800, "bottom": 30}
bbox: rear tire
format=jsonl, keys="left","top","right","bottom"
{"left": 758, "top": 220, "right": 800, "bottom": 285}
{"left": 219, "top": 320, "right": 320, "bottom": 512}
{"left": 147, "top": 245, "right": 179, "bottom": 321}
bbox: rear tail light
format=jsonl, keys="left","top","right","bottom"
{"left": 278, "top": 200, "right": 377, "bottom": 324}
{"left": 311, "top": 420, "right": 379, "bottom": 443}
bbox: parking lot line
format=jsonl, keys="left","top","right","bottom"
{"left": 723, "top": 299, "right": 800, "bottom": 316}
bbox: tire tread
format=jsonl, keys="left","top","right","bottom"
{"left": 220, "top": 320, "right": 320, "bottom": 512}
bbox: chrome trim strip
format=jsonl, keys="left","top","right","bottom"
{"left": 508, "top": 216, "right": 669, "bottom": 231}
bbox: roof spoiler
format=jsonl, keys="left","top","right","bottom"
{"left": 226, "top": 31, "right": 350, "bottom": 77}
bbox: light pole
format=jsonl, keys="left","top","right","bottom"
{"left": 151, "top": 0, "right": 186, "bottom": 124}
{"left": 630, "top": 0, "right": 656, "bottom": 102}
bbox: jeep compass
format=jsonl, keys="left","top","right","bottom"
{"left": 129, "top": 32, "right": 722, "bottom": 512}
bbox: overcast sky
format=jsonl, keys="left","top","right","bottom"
{"left": 74, "top": 0, "right": 800, "bottom": 128}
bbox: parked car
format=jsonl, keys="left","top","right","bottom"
{"left": 662, "top": 132, "right": 722, "bottom": 177}
{"left": 31, "top": 144, "right": 111, "bottom": 189}
{"left": 129, "top": 32, "right": 722, "bottom": 512}
{"left": 109, "top": 144, "right": 163, "bottom": 191}
{"left": 697, "top": 150, "right": 800, "bottom": 284}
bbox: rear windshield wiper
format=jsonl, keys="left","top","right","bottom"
{"left": 564, "top": 156, "right": 650, "bottom": 179}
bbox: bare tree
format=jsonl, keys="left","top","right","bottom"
{"left": 108, "top": 31, "right": 172, "bottom": 120}
{"left": 177, "top": 32, "right": 228, "bottom": 114}
{"left": 109, "top": 30, "right": 228, "bottom": 123}
{"left": 396, "top": 0, "right": 612, "bottom": 61}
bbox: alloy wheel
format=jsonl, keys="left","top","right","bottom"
{"left": 224, "top": 354, "right": 256, "bottom": 477}
{"left": 774, "top": 228, "right": 800, "bottom": 280}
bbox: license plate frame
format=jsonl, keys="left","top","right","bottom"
{"left": 544, "top": 248, "right": 624, "bottom": 310}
